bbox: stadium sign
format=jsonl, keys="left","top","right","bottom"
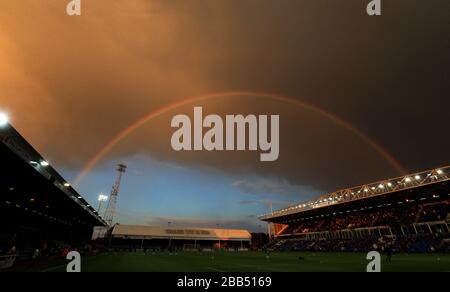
{"left": 166, "top": 229, "right": 211, "bottom": 236}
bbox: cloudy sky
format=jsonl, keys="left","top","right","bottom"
{"left": 0, "top": 0, "right": 449, "bottom": 231}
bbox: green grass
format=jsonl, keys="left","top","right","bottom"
{"left": 38, "top": 251, "right": 450, "bottom": 272}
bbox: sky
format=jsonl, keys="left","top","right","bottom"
{"left": 0, "top": 0, "right": 449, "bottom": 231}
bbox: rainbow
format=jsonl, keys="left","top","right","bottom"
{"left": 74, "top": 91, "right": 406, "bottom": 185}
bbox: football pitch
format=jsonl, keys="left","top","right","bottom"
{"left": 38, "top": 251, "right": 450, "bottom": 272}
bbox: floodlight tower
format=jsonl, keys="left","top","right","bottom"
{"left": 104, "top": 163, "right": 127, "bottom": 226}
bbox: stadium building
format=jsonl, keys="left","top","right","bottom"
{"left": 260, "top": 167, "right": 450, "bottom": 253}
{"left": 0, "top": 124, "right": 106, "bottom": 267}
{"left": 108, "top": 224, "right": 251, "bottom": 251}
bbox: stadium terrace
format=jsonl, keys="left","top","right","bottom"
{"left": 107, "top": 225, "right": 252, "bottom": 251}
{"left": 260, "top": 167, "right": 449, "bottom": 255}
{"left": 0, "top": 124, "right": 106, "bottom": 230}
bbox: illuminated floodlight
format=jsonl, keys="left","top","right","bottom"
{"left": 378, "top": 184, "right": 384, "bottom": 189}
{"left": 415, "top": 175, "right": 421, "bottom": 180}
{"left": 364, "top": 188, "right": 369, "bottom": 192}
{"left": 0, "top": 112, "right": 9, "bottom": 127}
{"left": 98, "top": 194, "right": 108, "bottom": 202}
{"left": 437, "top": 169, "right": 443, "bottom": 175}
{"left": 40, "top": 161, "right": 49, "bottom": 167}
{"left": 405, "top": 177, "right": 412, "bottom": 183}
{"left": 387, "top": 182, "right": 393, "bottom": 187}
{"left": 63, "top": 183, "right": 71, "bottom": 187}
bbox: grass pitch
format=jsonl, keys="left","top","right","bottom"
{"left": 38, "top": 251, "right": 450, "bottom": 272}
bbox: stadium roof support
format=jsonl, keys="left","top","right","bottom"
{"left": 259, "top": 166, "right": 449, "bottom": 220}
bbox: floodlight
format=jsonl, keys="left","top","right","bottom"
{"left": 40, "top": 161, "right": 49, "bottom": 167}
{"left": 0, "top": 112, "right": 9, "bottom": 126}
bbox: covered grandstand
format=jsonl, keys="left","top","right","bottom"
{"left": 109, "top": 224, "right": 251, "bottom": 251}
{"left": 260, "top": 167, "right": 450, "bottom": 253}
{"left": 0, "top": 124, "right": 106, "bottom": 264}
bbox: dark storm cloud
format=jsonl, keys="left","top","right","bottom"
{"left": 232, "top": 177, "right": 318, "bottom": 198}
{"left": 0, "top": 0, "right": 449, "bottom": 193}
{"left": 238, "top": 199, "right": 294, "bottom": 209}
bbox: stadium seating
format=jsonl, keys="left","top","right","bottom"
{"left": 278, "top": 200, "right": 449, "bottom": 236}
{"left": 268, "top": 234, "right": 447, "bottom": 253}
{"left": 265, "top": 198, "right": 449, "bottom": 254}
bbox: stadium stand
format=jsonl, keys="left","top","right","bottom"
{"left": 260, "top": 167, "right": 449, "bottom": 253}
{"left": 0, "top": 124, "right": 106, "bottom": 268}
{"left": 108, "top": 224, "right": 251, "bottom": 251}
